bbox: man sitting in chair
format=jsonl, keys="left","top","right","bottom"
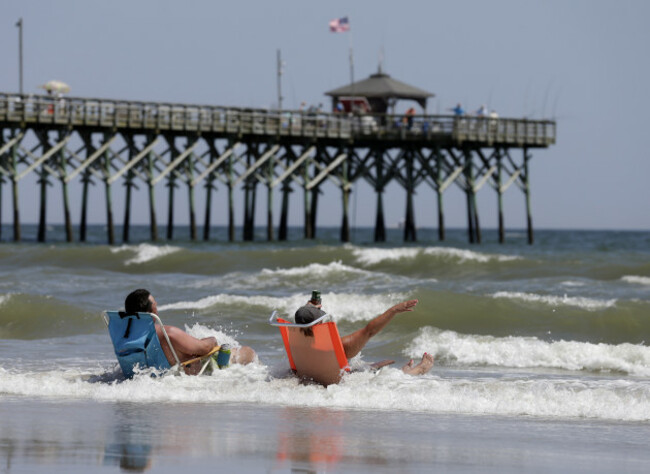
{"left": 295, "top": 297, "right": 433, "bottom": 375}
{"left": 125, "top": 289, "right": 256, "bottom": 374}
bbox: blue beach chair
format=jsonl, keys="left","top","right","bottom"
{"left": 103, "top": 311, "right": 181, "bottom": 378}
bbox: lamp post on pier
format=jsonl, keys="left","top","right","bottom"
{"left": 16, "top": 18, "right": 23, "bottom": 95}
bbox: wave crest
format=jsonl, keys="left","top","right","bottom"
{"left": 622, "top": 275, "right": 650, "bottom": 286}
{"left": 110, "top": 244, "right": 181, "bottom": 265}
{"left": 406, "top": 327, "right": 650, "bottom": 376}
{"left": 159, "top": 291, "right": 408, "bottom": 324}
{"left": 352, "top": 246, "right": 520, "bottom": 265}
{"left": 491, "top": 291, "right": 616, "bottom": 310}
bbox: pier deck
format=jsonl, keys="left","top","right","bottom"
{"left": 0, "top": 93, "right": 556, "bottom": 244}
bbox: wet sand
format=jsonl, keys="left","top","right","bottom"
{"left": 2, "top": 397, "right": 650, "bottom": 473}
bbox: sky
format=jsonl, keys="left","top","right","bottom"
{"left": 1, "top": 0, "right": 649, "bottom": 232}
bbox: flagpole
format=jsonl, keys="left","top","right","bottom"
{"left": 349, "top": 44, "right": 355, "bottom": 102}
{"left": 348, "top": 19, "right": 355, "bottom": 107}
{"left": 276, "top": 49, "right": 283, "bottom": 111}
{"left": 16, "top": 18, "right": 23, "bottom": 95}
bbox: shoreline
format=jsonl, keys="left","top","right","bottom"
{"left": 2, "top": 397, "right": 650, "bottom": 473}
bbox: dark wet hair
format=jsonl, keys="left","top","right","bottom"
{"left": 295, "top": 305, "right": 325, "bottom": 324}
{"left": 125, "top": 288, "right": 152, "bottom": 314}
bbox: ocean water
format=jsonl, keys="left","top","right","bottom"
{"left": 1, "top": 225, "right": 650, "bottom": 472}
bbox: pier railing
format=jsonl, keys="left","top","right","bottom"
{"left": 0, "top": 93, "right": 555, "bottom": 147}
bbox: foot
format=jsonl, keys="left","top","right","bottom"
{"left": 401, "top": 352, "right": 434, "bottom": 376}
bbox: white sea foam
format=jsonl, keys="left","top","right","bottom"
{"left": 261, "top": 261, "right": 369, "bottom": 278}
{"left": 159, "top": 291, "right": 408, "bottom": 324}
{"left": 1, "top": 362, "right": 650, "bottom": 421}
{"left": 183, "top": 323, "right": 243, "bottom": 348}
{"left": 352, "top": 246, "right": 520, "bottom": 266}
{"left": 0, "top": 294, "right": 10, "bottom": 306}
{"left": 561, "top": 280, "right": 586, "bottom": 287}
{"left": 190, "top": 261, "right": 407, "bottom": 293}
{"left": 622, "top": 275, "right": 650, "bottom": 286}
{"left": 491, "top": 291, "right": 616, "bottom": 310}
{"left": 352, "top": 248, "right": 420, "bottom": 265}
{"left": 406, "top": 327, "right": 650, "bottom": 376}
{"left": 110, "top": 244, "right": 181, "bottom": 265}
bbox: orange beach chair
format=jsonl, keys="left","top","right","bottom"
{"left": 269, "top": 310, "right": 350, "bottom": 386}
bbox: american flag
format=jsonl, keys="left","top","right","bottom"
{"left": 329, "top": 17, "right": 350, "bottom": 33}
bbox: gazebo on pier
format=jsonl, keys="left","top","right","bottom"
{"left": 325, "top": 66, "right": 434, "bottom": 114}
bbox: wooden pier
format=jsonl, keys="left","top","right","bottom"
{"left": 0, "top": 92, "right": 555, "bottom": 244}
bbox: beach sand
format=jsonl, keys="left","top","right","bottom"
{"left": 2, "top": 397, "right": 650, "bottom": 473}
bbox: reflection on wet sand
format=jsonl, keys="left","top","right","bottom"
{"left": 103, "top": 403, "right": 153, "bottom": 472}
{"left": 276, "top": 408, "right": 344, "bottom": 469}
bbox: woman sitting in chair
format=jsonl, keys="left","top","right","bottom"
{"left": 295, "top": 296, "right": 433, "bottom": 376}
{"left": 125, "top": 289, "right": 256, "bottom": 374}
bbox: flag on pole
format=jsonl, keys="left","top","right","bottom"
{"left": 329, "top": 17, "right": 350, "bottom": 33}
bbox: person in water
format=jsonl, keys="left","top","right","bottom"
{"left": 295, "top": 297, "right": 433, "bottom": 375}
{"left": 124, "top": 289, "right": 256, "bottom": 373}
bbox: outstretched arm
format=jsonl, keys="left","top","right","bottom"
{"left": 341, "top": 299, "right": 418, "bottom": 359}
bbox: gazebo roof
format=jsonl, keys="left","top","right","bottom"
{"left": 325, "top": 69, "right": 434, "bottom": 108}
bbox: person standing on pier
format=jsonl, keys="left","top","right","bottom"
{"left": 451, "top": 103, "right": 465, "bottom": 116}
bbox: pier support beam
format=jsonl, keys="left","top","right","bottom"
{"left": 166, "top": 174, "right": 177, "bottom": 241}
{"left": 203, "top": 177, "right": 214, "bottom": 241}
{"left": 403, "top": 151, "right": 417, "bottom": 242}
{"left": 121, "top": 137, "right": 137, "bottom": 243}
{"left": 340, "top": 159, "right": 350, "bottom": 242}
{"left": 464, "top": 149, "right": 480, "bottom": 244}
{"left": 524, "top": 148, "right": 534, "bottom": 245}
{"left": 227, "top": 156, "right": 235, "bottom": 242}
{"left": 435, "top": 148, "right": 445, "bottom": 241}
{"left": 266, "top": 153, "right": 274, "bottom": 241}
{"left": 11, "top": 134, "right": 21, "bottom": 242}
{"left": 242, "top": 178, "right": 257, "bottom": 241}
{"left": 103, "top": 134, "right": 115, "bottom": 245}
{"left": 279, "top": 181, "right": 291, "bottom": 241}
{"left": 372, "top": 149, "right": 386, "bottom": 242}
{"left": 0, "top": 132, "right": 23, "bottom": 241}
{"left": 165, "top": 138, "right": 178, "bottom": 241}
{"left": 186, "top": 139, "right": 198, "bottom": 241}
{"left": 242, "top": 146, "right": 257, "bottom": 241}
{"left": 36, "top": 132, "right": 51, "bottom": 243}
{"left": 78, "top": 136, "right": 94, "bottom": 242}
{"left": 58, "top": 131, "right": 73, "bottom": 242}
{"left": 374, "top": 191, "right": 385, "bottom": 242}
{"left": 227, "top": 149, "right": 235, "bottom": 242}
{"left": 122, "top": 169, "right": 134, "bottom": 243}
{"left": 310, "top": 187, "right": 319, "bottom": 239}
{"left": 147, "top": 139, "right": 158, "bottom": 241}
{"left": 496, "top": 150, "right": 505, "bottom": 243}
{"left": 303, "top": 161, "right": 312, "bottom": 239}
{"left": 203, "top": 145, "right": 217, "bottom": 241}
{"left": 243, "top": 179, "right": 251, "bottom": 240}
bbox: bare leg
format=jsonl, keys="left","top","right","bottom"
{"left": 401, "top": 353, "right": 434, "bottom": 376}
{"left": 156, "top": 325, "right": 216, "bottom": 366}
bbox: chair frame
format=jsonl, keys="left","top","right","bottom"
{"left": 268, "top": 310, "right": 330, "bottom": 328}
